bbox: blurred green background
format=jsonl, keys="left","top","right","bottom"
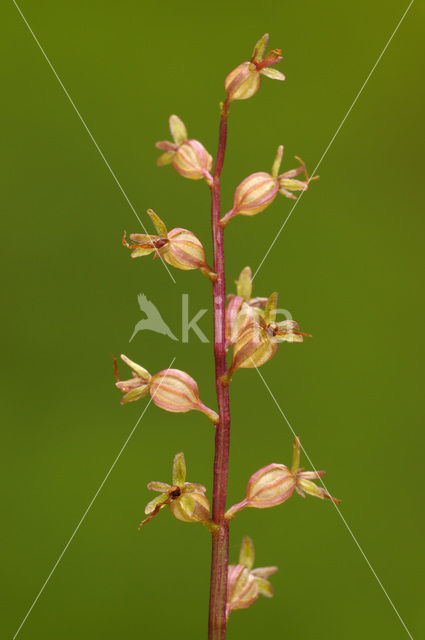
{"left": 2, "top": 1, "right": 424, "bottom": 638}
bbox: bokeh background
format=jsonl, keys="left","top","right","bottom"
{"left": 2, "top": 1, "right": 424, "bottom": 638}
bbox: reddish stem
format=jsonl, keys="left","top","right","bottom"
{"left": 208, "top": 99, "right": 231, "bottom": 640}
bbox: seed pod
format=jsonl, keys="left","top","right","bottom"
{"left": 225, "top": 62, "right": 261, "bottom": 102}
{"left": 172, "top": 140, "right": 213, "bottom": 182}
{"left": 225, "top": 438, "right": 340, "bottom": 520}
{"left": 150, "top": 369, "right": 219, "bottom": 424}
{"left": 220, "top": 147, "right": 315, "bottom": 226}
{"left": 224, "top": 34, "right": 285, "bottom": 104}
{"left": 225, "top": 463, "right": 296, "bottom": 518}
{"left": 162, "top": 228, "right": 216, "bottom": 279}
{"left": 123, "top": 210, "right": 216, "bottom": 280}
{"left": 156, "top": 115, "right": 213, "bottom": 184}
{"left": 245, "top": 463, "right": 296, "bottom": 507}
{"left": 221, "top": 172, "right": 279, "bottom": 225}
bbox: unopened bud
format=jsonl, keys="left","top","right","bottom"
{"left": 150, "top": 369, "right": 219, "bottom": 424}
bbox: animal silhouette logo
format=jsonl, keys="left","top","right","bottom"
{"left": 129, "top": 294, "right": 178, "bottom": 342}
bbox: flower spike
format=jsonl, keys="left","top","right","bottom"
{"left": 224, "top": 34, "right": 285, "bottom": 103}
{"left": 123, "top": 209, "right": 217, "bottom": 281}
{"left": 139, "top": 452, "right": 210, "bottom": 528}
{"left": 156, "top": 115, "right": 213, "bottom": 185}
{"left": 225, "top": 437, "right": 340, "bottom": 519}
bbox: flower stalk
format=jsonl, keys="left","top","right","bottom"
{"left": 114, "top": 32, "right": 338, "bottom": 640}
{"left": 208, "top": 97, "right": 231, "bottom": 640}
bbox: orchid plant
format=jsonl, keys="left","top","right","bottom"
{"left": 114, "top": 33, "right": 339, "bottom": 639}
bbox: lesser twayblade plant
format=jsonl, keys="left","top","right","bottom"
{"left": 114, "top": 33, "right": 338, "bottom": 639}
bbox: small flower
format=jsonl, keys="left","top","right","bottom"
{"left": 225, "top": 266, "right": 268, "bottom": 348}
{"left": 221, "top": 146, "right": 317, "bottom": 226}
{"left": 156, "top": 115, "right": 213, "bottom": 184}
{"left": 222, "top": 292, "right": 310, "bottom": 383}
{"left": 138, "top": 452, "right": 210, "bottom": 528}
{"left": 224, "top": 34, "right": 285, "bottom": 103}
{"left": 116, "top": 356, "right": 219, "bottom": 424}
{"left": 115, "top": 354, "right": 151, "bottom": 404}
{"left": 122, "top": 209, "right": 216, "bottom": 280}
{"left": 225, "top": 437, "right": 340, "bottom": 519}
{"left": 223, "top": 307, "right": 278, "bottom": 383}
{"left": 226, "top": 536, "right": 278, "bottom": 618}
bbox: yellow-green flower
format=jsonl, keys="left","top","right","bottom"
{"left": 139, "top": 453, "right": 210, "bottom": 529}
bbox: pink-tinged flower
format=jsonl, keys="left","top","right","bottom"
{"left": 150, "top": 368, "right": 219, "bottom": 424}
{"left": 226, "top": 437, "right": 340, "bottom": 518}
{"left": 116, "top": 356, "right": 219, "bottom": 424}
{"left": 156, "top": 115, "right": 213, "bottom": 184}
{"left": 122, "top": 209, "right": 216, "bottom": 280}
{"left": 226, "top": 536, "right": 278, "bottom": 618}
{"left": 225, "top": 266, "right": 268, "bottom": 348}
{"left": 222, "top": 292, "right": 310, "bottom": 383}
{"left": 223, "top": 309, "right": 278, "bottom": 383}
{"left": 138, "top": 452, "right": 210, "bottom": 528}
{"left": 220, "top": 145, "right": 317, "bottom": 226}
{"left": 114, "top": 354, "right": 151, "bottom": 404}
{"left": 224, "top": 34, "right": 285, "bottom": 103}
